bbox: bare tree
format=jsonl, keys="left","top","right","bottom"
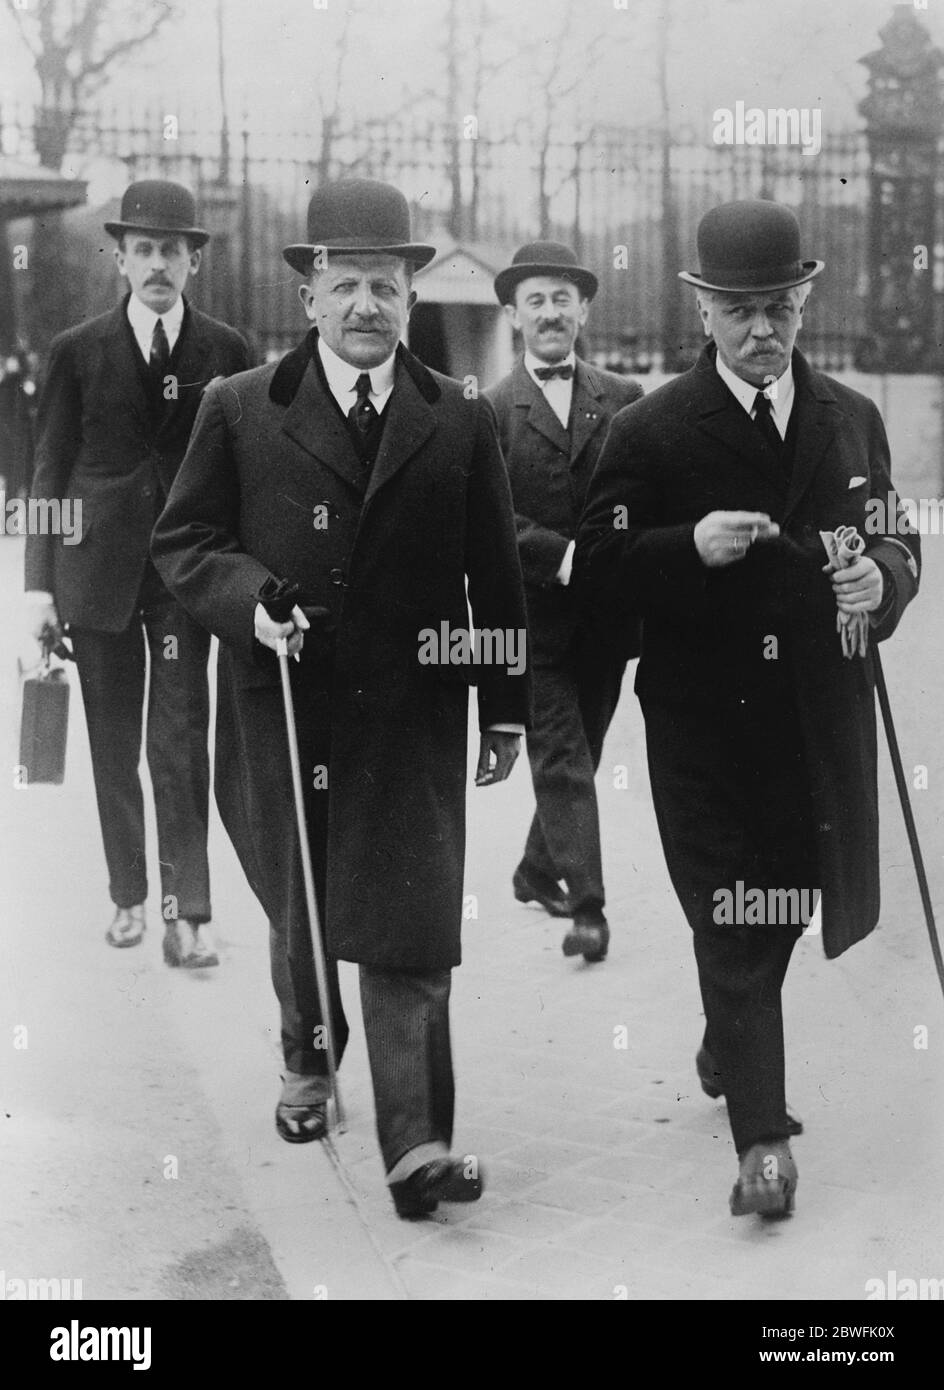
{"left": 4, "top": 0, "right": 176, "bottom": 168}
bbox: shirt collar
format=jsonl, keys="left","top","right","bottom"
{"left": 317, "top": 335, "right": 397, "bottom": 399}
{"left": 126, "top": 291, "right": 185, "bottom": 340}
{"left": 524, "top": 349, "right": 577, "bottom": 384}
{"left": 715, "top": 352, "right": 794, "bottom": 420}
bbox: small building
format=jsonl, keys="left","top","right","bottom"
{"left": 408, "top": 240, "right": 514, "bottom": 391}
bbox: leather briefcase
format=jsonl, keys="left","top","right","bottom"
{"left": 19, "top": 648, "right": 71, "bottom": 785}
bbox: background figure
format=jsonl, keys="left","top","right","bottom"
{"left": 0, "top": 347, "right": 38, "bottom": 504}
{"left": 24, "top": 180, "right": 249, "bottom": 966}
{"left": 576, "top": 200, "right": 920, "bottom": 1217}
{"left": 487, "top": 242, "right": 643, "bottom": 964}
{"left": 152, "top": 178, "right": 530, "bottom": 1219}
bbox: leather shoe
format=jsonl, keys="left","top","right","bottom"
{"left": 513, "top": 867, "right": 572, "bottom": 918}
{"left": 275, "top": 1100, "right": 327, "bottom": 1144}
{"left": 105, "top": 904, "right": 145, "bottom": 948}
{"left": 562, "top": 913, "right": 609, "bottom": 962}
{"left": 730, "top": 1140, "right": 797, "bottom": 1218}
{"left": 696, "top": 1045, "right": 803, "bottom": 1136}
{"left": 389, "top": 1157, "right": 484, "bottom": 1219}
{"left": 162, "top": 920, "right": 219, "bottom": 969}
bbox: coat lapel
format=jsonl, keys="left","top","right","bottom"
{"left": 364, "top": 345, "right": 437, "bottom": 504}
{"left": 689, "top": 349, "right": 787, "bottom": 502}
{"left": 102, "top": 302, "right": 149, "bottom": 430}
{"left": 512, "top": 359, "right": 571, "bottom": 453}
{"left": 275, "top": 333, "right": 366, "bottom": 494}
{"left": 154, "top": 300, "right": 202, "bottom": 439}
{"left": 569, "top": 361, "right": 607, "bottom": 463}
{"left": 782, "top": 352, "right": 839, "bottom": 523}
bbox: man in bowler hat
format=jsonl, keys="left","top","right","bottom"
{"left": 152, "top": 178, "right": 530, "bottom": 1216}
{"left": 487, "top": 243, "right": 642, "bottom": 963}
{"left": 576, "top": 201, "right": 919, "bottom": 1216}
{"left": 25, "top": 181, "right": 249, "bottom": 966}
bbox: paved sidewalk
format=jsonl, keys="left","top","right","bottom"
{"left": 2, "top": 532, "right": 942, "bottom": 1300}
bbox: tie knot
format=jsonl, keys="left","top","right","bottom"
{"left": 754, "top": 390, "right": 774, "bottom": 417}
{"left": 355, "top": 372, "right": 373, "bottom": 402}
{"left": 535, "top": 362, "right": 573, "bottom": 382}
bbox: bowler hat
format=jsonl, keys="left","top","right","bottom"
{"left": 283, "top": 178, "right": 436, "bottom": 275}
{"left": 494, "top": 241, "right": 598, "bottom": 305}
{"left": 678, "top": 200, "right": 823, "bottom": 293}
{"left": 104, "top": 180, "right": 209, "bottom": 247}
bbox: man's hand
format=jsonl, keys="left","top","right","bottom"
{"left": 831, "top": 556, "right": 884, "bottom": 614}
{"left": 693, "top": 511, "right": 780, "bottom": 568}
{"left": 25, "top": 592, "right": 62, "bottom": 645}
{"left": 253, "top": 602, "right": 310, "bottom": 656}
{"left": 474, "top": 731, "right": 521, "bottom": 786}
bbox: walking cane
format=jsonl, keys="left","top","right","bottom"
{"left": 872, "top": 645, "right": 944, "bottom": 1008}
{"left": 260, "top": 578, "right": 345, "bottom": 1132}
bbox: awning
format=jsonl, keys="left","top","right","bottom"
{"left": 0, "top": 156, "right": 87, "bottom": 220}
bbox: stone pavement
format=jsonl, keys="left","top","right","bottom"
{"left": 1, "top": 530, "right": 942, "bottom": 1301}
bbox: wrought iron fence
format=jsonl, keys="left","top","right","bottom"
{"left": 3, "top": 101, "right": 942, "bottom": 372}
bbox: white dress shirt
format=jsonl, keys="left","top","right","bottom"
{"left": 525, "top": 348, "right": 576, "bottom": 429}
{"left": 715, "top": 354, "right": 795, "bottom": 439}
{"left": 318, "top": 336, "right": 396, "bottom": 415}
{"left": 126, "top": 292, "right": 185, "bottom": 363}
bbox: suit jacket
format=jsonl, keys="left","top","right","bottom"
{"left": 25, "top": 295, "right": 250, "bottom": 630}
{"left": 151, "top": 330, "right": 531, "bottom": 971}
{"left": 486, "top": 357, "right": 643, "bottom": 664}
{"left": 575, "top": 344, "right": 921, "bottom": 958}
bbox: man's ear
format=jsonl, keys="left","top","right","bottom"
{"left": 576, "top": 296, "right": 590, "bottom": 328}
{"left": 298, "top": 282, "right": 316, "bottom": 319}
{"left": 113, "top": 244, "right": 126, "bottom": 277}
{"left": 188, "top": 247, "right": 202, "bottom": 276}
{"left": 502, "top": 301, "right": 521, "bottom": 331}
{"left": 407, "top": 289, "right": 418, "bottom": 313}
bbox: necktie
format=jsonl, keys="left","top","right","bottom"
{"left": 752, "top": 390, "right": 783, "bottom": 454}
{"left": 534, "top": 362, "right": 574, "bottom": 382}
{"left": 150, "top": 318, "right": 170, "bottom": 375}
{"left": 348, "top": 372, "right": 377, "bottom": 440}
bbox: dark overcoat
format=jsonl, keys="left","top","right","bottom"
{"left": 486, "top": 358, "right": 643, "bottom": 665}
{"left": 151, "top": 331, "right": 531, "bottom": 971}
{"left": 25, "top": 295, "right": 249, "bottom": 627}
{"left": 575, "top": 345, "right": 920, "bottom": 958}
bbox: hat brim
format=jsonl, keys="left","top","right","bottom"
{"left": 283, "top": 242, "right": 437, "bottom": 274}
{"left": 494, "top": 263, "right": 598, "bottom": 305}
{"left": 677, "top": 261, "right": 824, "bottom": 293}
{"left": 105, "top": 221, "right": 210, "bottom": 247}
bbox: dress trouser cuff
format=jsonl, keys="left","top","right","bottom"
{"left": 385, "top": 1141, "right": 450, "bottom": 1185}
{"left": 281, "top": 1071, "right": 332, "bottom": 1105}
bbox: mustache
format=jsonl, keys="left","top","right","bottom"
{"left": 537, "top": 320, "right": 566, "bottom": 332}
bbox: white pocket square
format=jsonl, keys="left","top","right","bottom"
{"left": 848, "top": 476, "right": 867, "bottom": 488}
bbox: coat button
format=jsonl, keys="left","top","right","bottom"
{"left": 329, "top": 567, "right": 344, "bottom": 585}
{"left": 142, "top": 486, "right": 153, "bottom": 497}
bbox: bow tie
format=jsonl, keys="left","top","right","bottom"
{"left": 534, "top": 363, "right": 574, "bottom": 382}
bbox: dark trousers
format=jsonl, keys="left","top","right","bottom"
{"left": 268, "top": 664, "right": 455, "bottom": 1178}
{"left": 520, "top": 647, "right": 624, "bottom": 914}
{"left": 70, "top": 561, "right": 212, "bottom": 919}
{"left": 643, "top": 685, "right": 817, "bottom": 1155}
